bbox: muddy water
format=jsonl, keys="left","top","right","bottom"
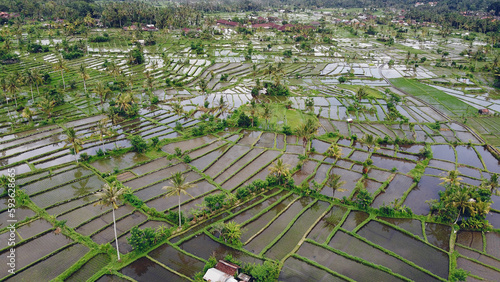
{"left": 245, "top": 197, "right": 313, "bottom": 254}
{"left": 357, "top": 221, "right": 449, "bottom": 279}
{"left": 293, "top": 160, "right": 318, "bottom": 184}
{"left": 371, "top": 174, "right": 413, "bottom": 208}
{"left": 5, "top": 244, "right": 89, "bottom": 282}
{"left": 341, "top": 210, "right": 369, "bottom": 231}
{"left": 91, "top": 152, "right": 149, "bottom": 173}
{"left": 307, "top": 206, "right": 348, "bottom": 243}
{"left": 190, "top": 144, "right": 228, "bottom": 171}
{"left": 371, "top": 154, "right": 416, "bottom": 174}
{"left": 0, "top": 232, "right": 73, "bottom": 278}
{"left": 425, "top": 223, "right": 451, "bottom": 251}
{"left": 214, "top": 148, "right": 264, "bottom": 184}
{"left": 254, "top": 132, "right": 275, "bottom": 148}
{"left": 457, "top": 257, "right": 500, "bottom": 281}
{"left": 329, "top": 231, "right": 440, "bottom": 282}
{"left": 123, "top": 163, "right": 189, "bottom": 190}
{"left": 230, "top": 191, "right": 289, "bottom": 224}
{"left": 279, "top": 257, "right": 346, "bottom": 282}
{"left": 456, "top": 231, "right": 483, "bottom": 252}
{"left": 120, "top": 257, "right": 189, "bottom": 281}
{"left": 21, "top": 167, "right": 93, "bottom": 195}
{"left": 31, "top": 175, "right": 105, "bottom": 209}
{"left": 91, "top": 212, "right": 148, "bottom": 244}
{"left": 455, "top": 146, "right": 484, "bottom": 169}
{"left": 66, "top": 253, "right": 110, "bottom": 282}
{"left": 240, "top": 195, "right": 297, "bottom": 242}
{"left": 221, "top": 150, "right": 280, "bottom": 190}
{"left": 297, "top": 241, "right": 402, "bottom": 282}
{"left": 179, "top": 233, "right": 262, "bottom": 264}
{"left": 265, "top": 201, "right": 329, "bottom": 260}
{"left": 204, "top": 145, "right": 251, "bottom": 177}
{"left": 379, "top": 217, "right": 423, "bottom": 238}
{"left": 475, "top": 146, "right": 500, "bottom": 173}
{"left": 149, "top": 244, "right": 204, "bottom": 278}
{"left": 403, "top": 175, "right": 444, "bottom": 215}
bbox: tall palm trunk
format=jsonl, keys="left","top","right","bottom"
{"left": 112, "top": 208, "right": 121, "bottom": 261}
{"left": 30, "top": 84, "right": 34, "bottom": 102}
{"left": 178, "top": 195, "right": 182, "bottom": 227}
{"left": 61, "top": 70, "right": 66, "bottom": 89}
{"left": 83, "top": 79, "right": 87, "bottom": 93}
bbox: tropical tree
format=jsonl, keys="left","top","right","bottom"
{"left": 198, "top": 79, "right": 208, "bottom": 95}
{"left": 221, "top": 221, "right": 242, "bottom": 246}
{"left": 295, "top": 118, "right": 319, "bottom": 151}
{"left": 53, "top": 58, "right": 68, "bottom": 90}
{"left": 362, "top": 134, "right": 377, "bottom": 152}
{"left": 116, "top": 92, "right": 134, "bottom": 113}
{"left": 64, "top": 127, "right": 84, "bottom": 163}
{"left": 93, "top": 81, "right": 111, "bottom": 110}
{"left": 356, "top": 86, "right": 369, "bottom": 102}
{"left": 261, "top": 103, "right": 273, "bottom": 129}
{"left": 327, "top": 174, "right": 346, "bottom": 198}
{"left": 171, "top": 99, "right": 184, "bottom": 117}
{"left": 94, "top": 182, "right": 125, "bottom": 261}
{"left": 268, "top": 159, "right": 291, "bottom": 184}
{"left": 440, "top": 170, "right": 463, "bottom": 187}
{"left": 37, "top": 98, "right": 55, "bottom": 118}
{"left": 24, "top": 69, "right": 35, "bottom": 102}
{"left": 448, "top": 187, "right": 473, "bottom": 224}
{"left": 162, "top": 172, "right": 196, "bottom": 228}
{"left": 326, "top": 144, "right": 342, "bottom": 159}
{"left": 92, "top": 118, "right": 112, "bottom": 154}
{"left": 78, "top": 64, "right": 90, "bottom": 93}
{"left": 21, "top": 107, "right": 34, "bottom": 122}
{"left": 6, "top": 74, "right": 19, "bottom": 107}
{"left": 32, "top": 69, "right": 43, "bottom": 97}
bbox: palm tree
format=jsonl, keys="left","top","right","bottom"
{"left": 116, "top": 93, "right": 134, "bottom": 113}
{"left": 448, "top": 187, "right": 472, "bottom": 224}
{"left": 198, "top": 79, "right": 208, "bottom": 95}
{"left": 6, "top": 74, "right": 19, "bottom": 108}
{"left": 78, "top": 64, "right": 90, "bottom": 94}
{"left": 53, "top": 58, "right": 68, "bottom": 90}
{"left": 440, "top": 170, "right": 463, "bottom": 187}
{"left": 261, "top": 103, "right": 273, "bottom": 129}
{"left": 171, "top": 99, "right": 184, "bottom": 117}
{"left": 37, "top": 98, "right": 55, "bottom": 118}
{"left": 221, "top": 221, "right": 242, "bottom": 245}
{"left": 24, "top": 69, "right": 35, "bottom": 102}
{"left": 362, "top": 134, "right": 377, "bottom": 152}
{"left": 64, "top": 127, "right": 84, "bottom": 163}
{"left": 21, "top": 107, "right": 34, "bottom": 122}
{"left": 268, "top": 159, "right": 291, "bottom": 184}
{"left": 92, "top": 118, "right": 112, "bottom": 154}
{"left": 94, "top": 182, "right": 125, "bottom": 261}
{"left": 356, "top": 86, "right": 369, "bottom": 102}
{"left": 162, "top": 172, "right": 196, "bottom": 228}
{"left": 32, "top": 69, "right": 43, "bottom": 97}
{"left": 327, "top": 174, "right": 346, "bottom": 198}
{"left": 295, "top": 118, "right": 319, "bottom": 151}
{"left": 326, "top": 144, "right": 343, "bottom": 159}
{"left": 93, "top": 81, "right": 111, "bottom": 110}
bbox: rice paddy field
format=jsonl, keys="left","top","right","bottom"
{"left": 1, "top": 8, "right": 500, "bottom": 282}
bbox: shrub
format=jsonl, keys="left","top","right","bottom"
{"left": 151, "top": 137, "right": 160, "bottom": 148}
{"left": 204, "top": 193, "right": 226, "bottom": 211}
{"left": 236, "top": 187, "right": 250, "bottom": 200}
{"left": 282, "top": 125, "right": 292, "bottom": 135}
{"left": 174, "top": 147, "right": 182, "bottom": 156}
{"left": 130, "top": 135, "right": 147, "bottom": 153}
{"left": 127, "top": 226, "right": 156, "bottom": 252}
{"left": 237, "top": 113, "right": 252, "bottom": 128}
{"left": 80, "top": 152, "right": 90, "bottom": 162}
{"left": 183, "top": 155, "right": 191, "bottom": 163}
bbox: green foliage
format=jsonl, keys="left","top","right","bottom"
{"left": 282, "top": 125, "right": 292, "bottom": 135}
{"left": 283, "top": 49, "right": 292, "bottom": 58}
{"left": 354, "top": 188, "right": 373, "bottom": 209}
{"left": 236, "top": 187, "right": 250, "bottom": 200}
{"left": 203, "top": 256, "right": 218, "bottom": 273}
{"left": 183, "top": 155, "right": 192, "bottom": 163}
{"left": 123, "top": 192, "right": 144, "bottom": 208}
{"left": 243, "top": 261, "right": 280, "bottom": 282}
{"left": 449, "top": 268, "right": 469, "bottom": 282}
{"left": 130, "top": 135, "right": 147, "bottom": 153}
{"left": 204, "top": 193, "right": 227, "bottom": 211}
{"left": 129, "top": 47, "right": 144, "bottom": 64}
{"left": 166, "top": 210, "right": 186, "bottom": 225}
{"left": 174, "top": 147, "right": 182, "bottom": 156}
{"left": 237, "top": 112, "right": 252, "bottom": 128}
{"left": 338, "top": 76, "right": 347, "bottom": 83}
{"left": 127, "top": 225, "right": 172, "bottom": 252}
{"left": 265, "top": 83, "right": 290, "bottom": 96}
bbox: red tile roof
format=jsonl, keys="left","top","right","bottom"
{"left": 215, "top": 260, "right": 240, "bottom": 276}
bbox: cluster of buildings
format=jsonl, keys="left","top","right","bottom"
{"left": 216, "top": 17, "right": 317, "bottom": 31}
{"left": 123, "top": 24, "right": 159, "bottom": 31}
